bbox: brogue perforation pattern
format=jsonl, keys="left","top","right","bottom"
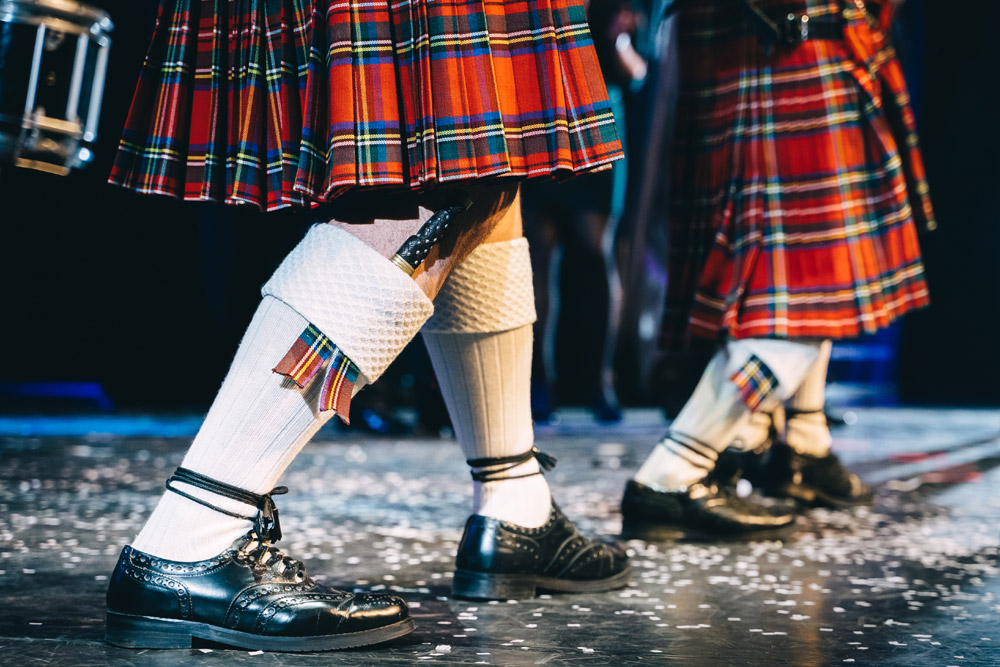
{"left": 226, "top": 581, "right": 320, "bottom": 629}
{"left": 130, "top": 546, "right": 232, "bottom": 576}
{"left": 456, "top": 504, "right": 628, "bottom": 585}
{"left": 120, "top": 561, "right": 191, "bottom": 619}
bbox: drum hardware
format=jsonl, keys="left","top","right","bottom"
{"left": 0, "top": 0, "right": 113, "bottom": 175}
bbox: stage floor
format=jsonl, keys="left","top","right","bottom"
{"left": 1, "top": 408, "right": 998, "bottom": 665}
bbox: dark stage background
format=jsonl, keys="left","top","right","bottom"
{"left": 1, "top": 0, "right": 997, "bottom": 415}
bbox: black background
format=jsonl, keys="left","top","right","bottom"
{"left": 0, "top": 0, "right": 996, "bottom": 411}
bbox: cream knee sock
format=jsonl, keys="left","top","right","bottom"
{"left": 422, "top": 238, "right": 551, "bottom": 527}
{"left": 783, "top": 339, "right": 833, "bottom": 457}
{"left": 131, "top": 297, "right": 336, "bottom": 560}
{"left": 635, "top": 339, "right": 823, "bottom": 491}
{"left": 132, "top": 225, "right": 435, "bottom": 561}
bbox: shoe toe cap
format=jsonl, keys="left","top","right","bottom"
{"left": 268, "top": 592, "right": 409, "bottom": 636}
{"left": 338, "top": 593, "right": 410, "bottom": 633}
{"left": 606, "top": 542, "right": 630, "bottom": 575}
{"left": 566, "top": 538, "right": 630, "bottom": 580}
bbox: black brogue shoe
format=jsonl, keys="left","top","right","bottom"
{"left": 105, "top": 532, "right": 413, "bottom": 651}
{"left": 620, "top": 479, "right": 796, "bottom": 541}
{"left": 452, "top": 504, "right": 631, "bottom": 600}
{"left": 755, "top": 441, "right": 873, "bottom": 508}
{"left": 106, "top": 468, "right": 413, "bottom": 651}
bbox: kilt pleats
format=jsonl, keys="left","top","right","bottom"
{"left": 109, "top": 0, "right": 621, "bottom": 211}
{"left": 663, "top": 0, "right": 932, "bottom": 344}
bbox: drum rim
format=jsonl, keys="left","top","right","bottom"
{"left": 0, "top": 0, "right": 112, "bottom": 31}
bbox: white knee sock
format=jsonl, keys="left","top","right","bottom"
{"left": 132, "top": 225, "right": 434, "bottom": 561}
{"left": 782, "top": 339, "right": 833, "bottom": 457}
{"left": 731, "top": 408, "right": 775, "bottom": 452}
{"left": 422, "top": 238, "right": 551, "bottom": 527}
{"left": 635, "top": 338, "right": 823, "bottom": 491}
{"left": 131, "top": 297, "right": 336, "bottom": 560}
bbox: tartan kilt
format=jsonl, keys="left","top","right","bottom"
{"left": 108, "top": 0, "right": 623, "bottom": 212}
{"left": 662, "top": 0, "right": 933, "bottom": 345}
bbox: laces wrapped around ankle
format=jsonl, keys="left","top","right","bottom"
{"left": 783, "top": 407, "right": 828, "bottom": 421}
{"left": 467, "top": 447, "right": 557, "bottom": 482}
{"left": 165, "top": 467, "right": 287, "bottom": 543}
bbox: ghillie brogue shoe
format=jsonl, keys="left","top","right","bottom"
{"left": 105, "top": 468, "right": 413, "bottom": 651}
{"left": 752, "top": 441, "right": 874, "bottom": 508}
{"left": 620, "top": 477, "right": 796, "bottom": 541}
{"left": 451, "top": 449, "right": 630, "bottom": 600}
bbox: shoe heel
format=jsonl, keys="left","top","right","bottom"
{"left": 105, "top": 611, "right": 194, "bottom": 649}
{"left": 451, "top": 569, "right": 537, "bottom": 600}
{"left": 621, "top": 518, "right": 685, "bottom": 542}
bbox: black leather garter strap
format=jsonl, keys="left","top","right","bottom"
{"left": 166, "top": 467, "right": 287, "bottom": 542}
{"left": 467, "top": 447, "right": 557, "bottom": 482}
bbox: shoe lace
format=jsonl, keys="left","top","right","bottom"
{"left": 237, "top": 531, "right": 309, "bottom": 582}
{"left": 162, "top": 468, "right": 307, "bottom": 582}
{"left": 467, "top": 447, "right": 557, "bottom": 482}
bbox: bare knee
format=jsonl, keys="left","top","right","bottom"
{"left": 323, "top": 182, "right": 521, "bottom": 300}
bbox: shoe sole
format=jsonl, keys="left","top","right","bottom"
{"left": 620, "top": 518, "right": 795, "bottom": 543}
{"left": 105, "top": 611, "right": 415, "bottom": 652}
{"left": 768, "top": 483, "right": 874, "bottom": 509}
{"left": 451, "top": 566, "right": 632, "bottom": 600}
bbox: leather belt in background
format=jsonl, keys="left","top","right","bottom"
{"left": 741, "top": 1, "right": 845, "bottom": 47}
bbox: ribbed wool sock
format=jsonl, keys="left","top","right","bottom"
{"left": 635, "top": 339, "right": 823, "bottom": 491}
{"left": 131, "top": 225, "right": 435, "bottom": 562}
{"left": 782, "top": 339, "right": 833, "bottom": 457}
{"left": 635, "top": 352, "right": 742, "bottom": 490}
{"left": 424, "top": 326, "right": 550, "bottom": 526}
{"left": 422, "top": 238, "right": 551, "bottom": 527}
{"left": 131, "top": 297, "right": 337, "bottom": 561}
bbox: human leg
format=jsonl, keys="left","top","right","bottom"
{"left": 622, "top": 339, "right": 823, "bottom": 539}
{"left": 107, "top": 185, "right": 521, "bottom": 649}
{"left": 757, "top": 340, "right": 873, "bottom": 507}
{"left": 421, "top": 213, "right": 629, "bottom": 599}
{"left": 421, "top": 207, "right": 552, "bottom": 528}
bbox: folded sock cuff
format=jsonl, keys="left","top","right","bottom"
{"left": 262, "top": 224, "right": 434, "bottom": 384}
{"left": 423, "top": 237, "right": 536, "bottom": 334}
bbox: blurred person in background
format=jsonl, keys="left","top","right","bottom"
{"left": 522, "top": 0, "right": 648, "bottom": 423}
{"left": 620, "top": 0, "right": 934, "bottom": 540}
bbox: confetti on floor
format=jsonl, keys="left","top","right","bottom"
{"left": 0, "top": 407, "right": 998, "bottom": 665}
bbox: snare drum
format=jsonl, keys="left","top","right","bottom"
{"left": 0, "top": 0, "right": 112, "bottom": 175}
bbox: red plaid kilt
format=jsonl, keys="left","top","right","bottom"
{"left": 663, "top": 0, "right": 933, "bottom": 344}
{"left": 109, "top": 0, "right": 623, "bottom": 212}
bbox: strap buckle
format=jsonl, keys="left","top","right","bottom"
{"left": 778, "top": 12, "right": 810, "bottom": 46}
{"left": 741, "top": 1, "right": 808, "bottom": 50}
